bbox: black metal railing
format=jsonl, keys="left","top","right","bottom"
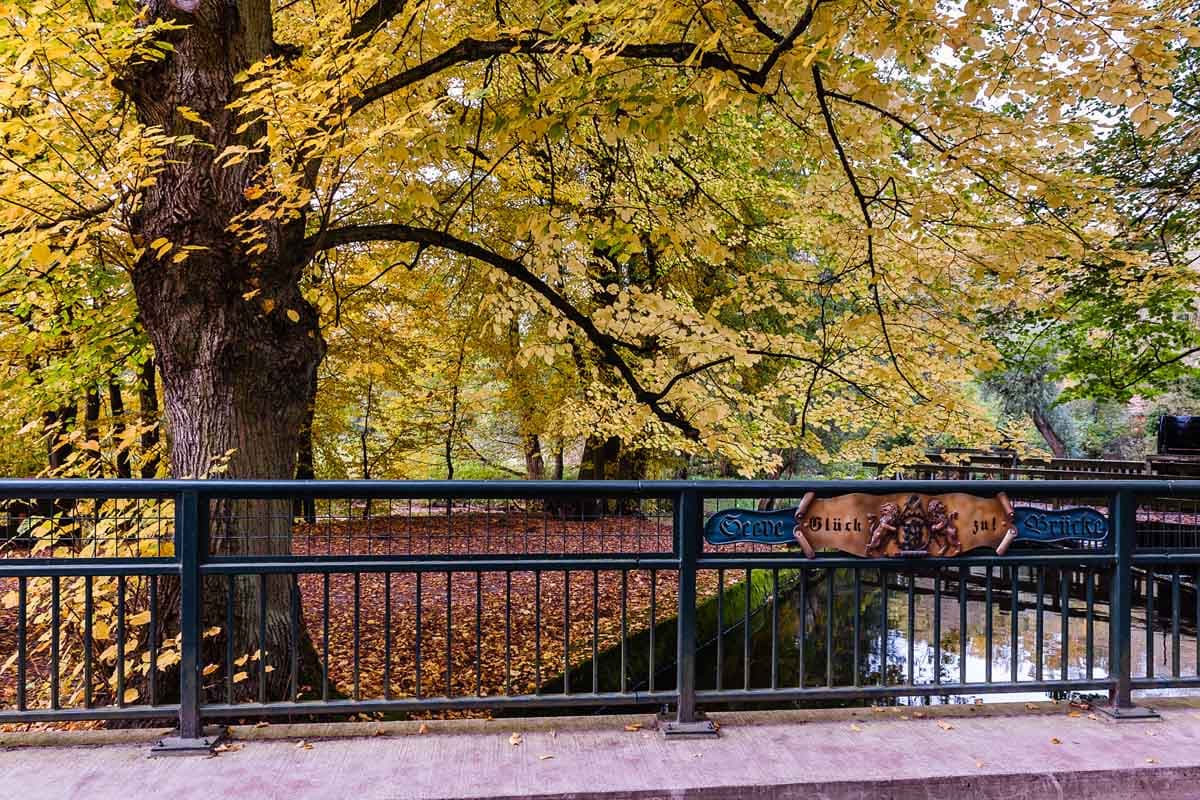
{"left": 2, "top": 479, "right": 1199, "bottom": 744}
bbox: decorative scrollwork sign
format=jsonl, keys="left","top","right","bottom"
{"left": 704, "top": 492, "right": 1109, "bottom": 557}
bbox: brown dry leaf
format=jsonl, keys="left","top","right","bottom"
{"left": 1087, "top": 713, "right": 1099, "bottom": 721}
{"left": 1146, "top": 730, "right": 1158, "bottom": 737}
{"left": 202, "top": 664, "right": 219, "bottom": 677}
{"left": 254, "top": 721, "right": 270, "bottom": 728}
{"left": 232, "top": 671, "right": 249, "bottom": 683}
{"left": 297, "top": 740, "right": 313, "bottom": 750}
{"left": 418, "top": 723, "right": 428, "bottom": 735}
{"left": 912, "top": 711, "right": 927, "bottom": 719}
{"left": 1025, "top": 703, "right": 1039, "bottom": 711}
{"left": 538, "top": 754, "right": 554, "bottom": 761}
{"left": 623, "top": 723, "right": 642, "bottom": 732}
{"left": 975, "top": 761, "right": 984, "bottom": 768}
{"left": 1050, "top": 737, "right": 1062, "bottom": 745}
{"left": 1146, "top": 757, "right": 1158, "bottom": 764}
{"left": 849, "top": 723, "right": 862, "bottom": 732}
{"left": 1068, "top": 711, "right": 1081, "bottom": 718}
{"left": 509, "top": 732, "right": 522, "bottom": 746}
{"left": 937, "top": 721, "right": 954, "bottom": 731}
{"left": 122, "top": 688, "right": 139, "bottom": 704}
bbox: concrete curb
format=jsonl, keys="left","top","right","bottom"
{"left": 477, "top": 766, "right": 1200, "bottom": 800}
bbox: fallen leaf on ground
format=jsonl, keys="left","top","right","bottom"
{"left": 509, "top": 732, "right": 522, "bottom": 746}
{"left": 1146, "top": 730, "right": 1158, "bottom": 737}
{"left": 1026, "top": 703, "right": 1039, "bottom": 711}
{"left": 538, "top": 754, "right": 554, "bottom": 760}
{"left": 849, "top": 723, "right": 862, "bottom": 732}
{"left": 937, "top": 721, "right": 954, "bottom": 731}
{"left": 1146, "top": 758, "right": 1158, "bottom": 764}
{"left": 1068, "top": 711, "right": 1082, "bottom": 718}
{"left": 254, "top": 721, "right": 270, "bottom": 728}
{"left": 624, "top": 723, "right": 642, "bottom": 732}
{"left": 297, "top": 740, "right": 313, "bottom": 750}
{"left": 975, "top": 761, "right": 984, "bottom": 769}
{"left": 418, "top": 723, "right": 428, "bottom": 734}
{"left": 1050, "top": 737, "right": 1062, "bottom": 745}
{"left": 912, "top": 711, "right": 926, "bottom": 719}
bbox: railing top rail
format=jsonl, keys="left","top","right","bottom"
{"left": 2, "top": 477, "right": 1200, "bottom": 498}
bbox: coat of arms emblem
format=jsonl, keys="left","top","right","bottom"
{"left": 867, "top": 494, "right": 962, "bottom": 557}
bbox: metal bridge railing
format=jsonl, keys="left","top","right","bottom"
{"left": 1, "top": 479, "right": 1198, "bottom": 750}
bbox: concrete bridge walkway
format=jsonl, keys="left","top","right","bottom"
{"left": 3, "top": 700, "right": 1200, "bottom": 799}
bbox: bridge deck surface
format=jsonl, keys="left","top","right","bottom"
{"left": 4, "top": 699, "right": 1200, "bottom": 799}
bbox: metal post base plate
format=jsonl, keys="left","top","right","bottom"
{"left": 149, "top": 726, "right": 227, "bottom": 757}
{"left": 1096, "top": 704, "right": 1161, "bottom": 723}
{"left": 658, "top": 712, "right": 720, "bottom": 738}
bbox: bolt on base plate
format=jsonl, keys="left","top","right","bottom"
{"left": 148, "top": 726, "right": 227, "bottom": 757}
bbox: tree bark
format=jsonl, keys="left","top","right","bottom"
{"left": 109, "top": 381, "right": 132, "bottom": 479}
{"left": 138, "top": 359, "right": 161, "bottom": 478}
{"left": 122, "top": 0, "right": 324, "bottom": 700}
{"left": 524, "top": 434, "right": 545, "bottom": 480}
{"left": 85, "top": 386, "right": 102, "bottom": 475}
{"left": 1031, "top": 408, "right": 1069, "bottom": 458}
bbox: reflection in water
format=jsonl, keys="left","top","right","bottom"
{"left": 695, "top": 568, "right": 1200, "bottom": 705}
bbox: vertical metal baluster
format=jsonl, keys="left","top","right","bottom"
{"left": 649, "top": 569, "right": 656, "bottom": 693}
{"left": 534, "top": 570, "right": 541, "bottom": 694}
{"left": 933, "top": 568, "right": 942, "bottom": 686}
{"left": 16, "top": 576, "right": 26, "bottom": 711}
{"left": 228, "top": 575, "right": 237, "bottom": 704}
{"left": 445, "top": 571, "right": 453, "bottom": 696}
{"left": 50, "top": 576, "right": 60, "bottom": 709}
{"left": 116, "top": 575, "right": 126, "bottom": 707}
{"left": 879, "top": 570, "right": 888, "bottom": 687}
{"left": 563, "top": 570, "right": 571, "bottom": 695}
{"left": 384, "top": 572, "right": 392, "bottom": 700}
{"left": 620, "top": 570, "right": 628, "bottom": 694}
{"left": 1195, "top": 566, "right": 1200, "bottom": 678}
{"left": 289, "top": 574, "right": 300, "bottom": 702}
{"left": 906, "top": 571, "right": 915, "bottom": 686}
{"left": 798, "top": 569, "right": 807, "bottom": 689}
{"left": 84, "top": 576, "right": 94, "bottom": 709}
{"left": 258, "top": 573, "right": 267, "bottom": 705}
{"left": 592, "top": 571, "right": 599, "bottom": 695}
{"left": 415, "top": 572, "right": 423, "bottom": 698}
{"left": 852, "top": 567, "right": 861, "bottom": 688}
{"left": 476, "top": 571, "right": 483, "bottom": 697}
{"left": 1086, "top": 568, "right": 1095, "bottom": 681}
{"left": 353, "top": 572, "right": 361, "bottom": 700}
{"left": 984, "top": 567, "right": 992, "bottom": 684}
{"left": 743, "top": 568, "right": 751, "bottom": 691}
{"left": 770, "top": 568, "right": 779, "bottom": 690}
{"left": 959, "top": 566, "right": 967, "bottom": 685}
{"left": 505, "top": 571, "right": 512, "bottom": 695}
{"left": 1061, "top": 569, "right": 1070, "bottom": 681}
{"left": 1035, "top": 567, "right": 1044, "bottom": 682}
{"left": 826, "top": 568, "right": 835, "bottom": 688}
{"left": 716, "top": 568, "right": 724, "bottom": 692}
{"left": 1010, "top": 566, "right": 1019, "bottom": 683}
{"left": 1172, "top": 570, "right": 1181, "bottom": 679}
{"left": 321, "top": 574, "right": 330, "bottom": 702}
{"left": 148, "top": 575, "right": 158, "bottom": 705}
{"left": 1146, "top": 569, "right": 1155, "bottom": 679}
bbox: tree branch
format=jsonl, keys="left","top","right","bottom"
{"left": 304, "top": 223, "right": 703, "bottom": 438}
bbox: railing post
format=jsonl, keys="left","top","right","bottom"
{"left": 662, "top": 488, "right": 717, "bottom": 737}
{"left": 152, "top": 489, "right": 223, "bottom": 755}
{"left": 1100, "top": 489, "right": 1158, "bottom": 721}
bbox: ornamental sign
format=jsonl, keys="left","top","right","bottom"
{"left": 703, "top": 492, "right": 1108, "bottom": 557}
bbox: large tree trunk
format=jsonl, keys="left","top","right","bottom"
{"left": 1031, "top": 408, "right": 1069, "bottom": 458}
{"left": 524, "top": 434, "right": 546, "bottom": 480}
{"left": 123, "top": 0, "right": 324, "bottom": 701}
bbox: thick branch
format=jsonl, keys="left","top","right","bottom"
{"left": 305, "top": 223, "right": 702, "bottom": 438}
